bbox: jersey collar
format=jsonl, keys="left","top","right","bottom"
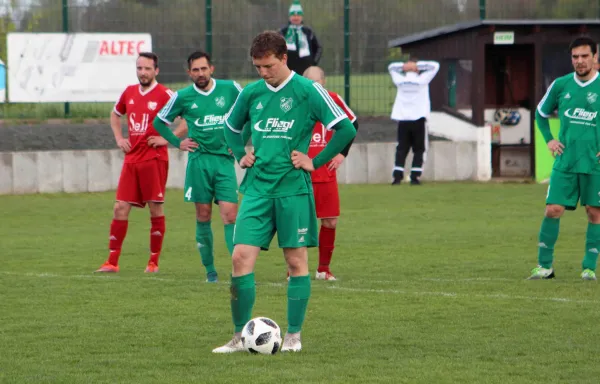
{"left": 193, "top": 79, "right": 216, "bottom": 96}
{"left": 265, "top": 71, "right": 295, "bottom": 93}
{"left": 574, "top": 71, "right": 599, "bottom": 88}
{"left": 138, "top": 81, "right": 158, "bottom": 96}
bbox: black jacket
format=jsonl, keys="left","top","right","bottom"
{"left": 279, "top": 24, "right": 323, "bottom": 76}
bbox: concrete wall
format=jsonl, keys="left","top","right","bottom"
{"left": 0, "top": 130, "right": 491, "bottom": 195}
{"left": 0, "top": 117, "right": 402, "bottom": 152}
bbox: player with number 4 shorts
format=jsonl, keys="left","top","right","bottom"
{"left": 154, "top": 51, "right": 250, "bottom": 283}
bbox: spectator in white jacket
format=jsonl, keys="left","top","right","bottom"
{"left": 388, "top": 58, "right": 439, "bottom": 185}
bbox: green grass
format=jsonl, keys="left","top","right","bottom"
{"left": 0, "top": 73, "right": 394, "bottom": 121}
{"left": 2, "top": 183, "right": 599, "bottom": 383}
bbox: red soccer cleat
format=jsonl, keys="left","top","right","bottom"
{"left": 315, "top": 270, "right": 337, "bottom": 281}
{"left": 95, "top": 262, "right": 119, "bottom": 273}
{"left": 144, "top": 262, "right": 159, "bottom": 273}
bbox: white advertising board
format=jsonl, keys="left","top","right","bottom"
{"left": 7, "top": 33, "right": 152, "bottom": 102}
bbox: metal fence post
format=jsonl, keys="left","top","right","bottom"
{"left": 62, "top": 0, "right": 70, "bottom": 117}
{"left": 343, "top": 0, "right": 350, "bottom": 106}
{"left": 206, "top": 0, "right": 212, "bottom": 56}
{"left": 479, "top": 0, "right": 486, "bottom": 20}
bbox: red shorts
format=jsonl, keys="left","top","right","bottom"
{"left": 312, "top": 181, "right": 340, "bottom": 219}
{"left": 116, "top": 159, "right": 168, "bottom": 208}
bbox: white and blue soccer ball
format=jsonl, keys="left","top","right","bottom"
{"left": 241, "top": 317, "right": 282, "bottom": 355}
{"left": 494, "top": 108, "right": 521, "bottom": 126}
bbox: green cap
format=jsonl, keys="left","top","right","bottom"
{"left": 289, "top": 0, "right": 303, "bottom": 16}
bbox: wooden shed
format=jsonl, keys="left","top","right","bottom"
{"left": 388, "top": 20, "right": 600, "bottom": 178}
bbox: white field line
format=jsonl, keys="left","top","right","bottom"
{"left": 1, "top": 271, "right": 598, "bottom": 305}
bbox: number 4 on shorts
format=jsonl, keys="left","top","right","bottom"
{"left": 185, "top": 187, "right": 192, "bottom": 201}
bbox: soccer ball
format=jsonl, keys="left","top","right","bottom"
{"left": 241, "top": 317, "right": 282, "bottom": 355}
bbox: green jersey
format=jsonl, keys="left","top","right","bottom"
{"left": 157, "top": 79, "right": 242, "bottom": 157}
{"left": 538, "top": 72, "right": 600, "bottom": 174}
{"left": 225, "top": 72, "right": 348, "bottom": 198}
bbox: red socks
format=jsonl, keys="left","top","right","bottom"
{"left": 149, "top": 216, "right": 165, "bottom": 265}
{"left": 108, "top": 219, "right": 128, "bottom": 266}
{"left": 107, "top": 216, "right": 165, "bottom": 267}
{"left": 318, "top": 226, "right": 336, "bottom": 273}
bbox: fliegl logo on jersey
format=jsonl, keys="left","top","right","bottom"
{"left": 194, "top": 114, "right": 225, "bottom": 130}
{"left": 564, "top": 108, "right": 598, "bottom": 125}
{"left": 253, "top": 118, "right": 295, "bottom": 133}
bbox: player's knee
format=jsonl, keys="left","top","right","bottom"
{"left": 287, "top": 258, "right": 308, "bottom": 276}
{"left": 232, "top": 246, "right": 256, "bottom": 274}
{"left": 196, "top": 213, "right": 211, "bottom": 222}
{"left": 113, "top": 202, "right": 131, "bottom": 220}
{"left": 232, "top": 252, "right": 243, "bottom": 268}
{"left": 586, "top": 206, "right": 600, "bottom": 223}
{"left": 221, "top": 209, "right": 237, "bottom": 225}
{"left": 195, "top": 204, "right": 212, "bottom": 222}
{"left": 149, "top": 203, "right": 164, "bottom": 217}
{"left": 322, "top": 218, "right": 337, "bottom": 229}
{"left": 218, "top": 202, "right": 238, "bottom": 224}
{"left": 284, "top": 248, "right": 308, "bottom": 273}
{"left": 545, "top": 204, "right": 564, "bottom": 218}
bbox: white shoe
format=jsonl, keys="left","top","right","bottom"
{"left": 281, "top": 332, "right": 302, "bottom": 352}
{"left": 527, "top": 266, "right": 555, "bottom": 280}
{"left": 212, "top": 335, "right": 244, "bottom": 353}
{"left": 315, "top": 271, "right": 337, "bottom": 281}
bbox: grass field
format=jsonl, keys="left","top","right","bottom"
{"left": 0, "top": 73, "right": 394, "bottom": 121}
{"left": 2, "top": 183, "right": 600, "bottom": 383}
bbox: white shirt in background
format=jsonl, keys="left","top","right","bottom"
{"left": 388, "top": 61, "right": 440, "bottom": 121}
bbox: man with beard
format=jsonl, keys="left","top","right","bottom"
{"left": 95, "top": 52, "right": 192, "bottom": 274}
{"left": 153, "top": 51, "right": 246, "bottom": 283}
{"left": 529, "top": 36, "right": 600, "bottom": 281}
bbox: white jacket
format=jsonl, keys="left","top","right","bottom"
{"left": 388, "top": 61, "right": 440, "bottom": 121}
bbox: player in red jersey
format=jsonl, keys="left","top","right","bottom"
{"left": 95, "top": 52, "right": 197, "bottom": 274}
{"left": 304, "top": 66, "right": 358, "bottom": 281}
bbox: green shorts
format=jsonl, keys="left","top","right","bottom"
{"left": 546, "top": 169, "right": 600, "bottom": 210}
{"left": 184, "top": 154, "right": 238, "bottom": 204}
{"left": 234, "top": 194, "right": 318, "bottom": 249}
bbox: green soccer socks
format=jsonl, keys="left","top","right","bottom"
{"left": 583, "top": 223, "right": 600, "bottom": 271}
{"left": 231, "top": 273, "right": 256, "bottom": 333}
{"left": 196, "top": 221, "right": 215, "bottom": 274}
{"left": 287, "top": 275, "right": 311, "bottom": 334}
{"left": 538, "top": 217, "right": 560, "bottom": 269}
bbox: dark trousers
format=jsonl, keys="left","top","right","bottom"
{"left": 393, "top": 118, "right": 427, "bottom": 180}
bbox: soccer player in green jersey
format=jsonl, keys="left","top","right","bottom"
{"left": 530, "top": 37, "right": 600, "bottom": 281}
{"left": 212, "top": 31, "right": 356, "bottom": 353}
{"left": 153, "top": 51, "right": 244, "bottom": 283}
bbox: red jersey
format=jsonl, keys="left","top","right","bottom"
{"left": 308, "top": 91, "right": 357, "bottom": 183}
{"left": 113, "top": 82, "right": 174, "bottom": 163}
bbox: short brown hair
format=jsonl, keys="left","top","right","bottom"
{"left": 569, "top": 36, "right": 598, "bottom": 55}
{"left": 250, "top": 31, "right": 287, "bottom": 60}
{"left": 138, "top": 52, "right": 159, "bottom": 68}
{"left": 187, "top": 51, "right": 212, "bottom": 68}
